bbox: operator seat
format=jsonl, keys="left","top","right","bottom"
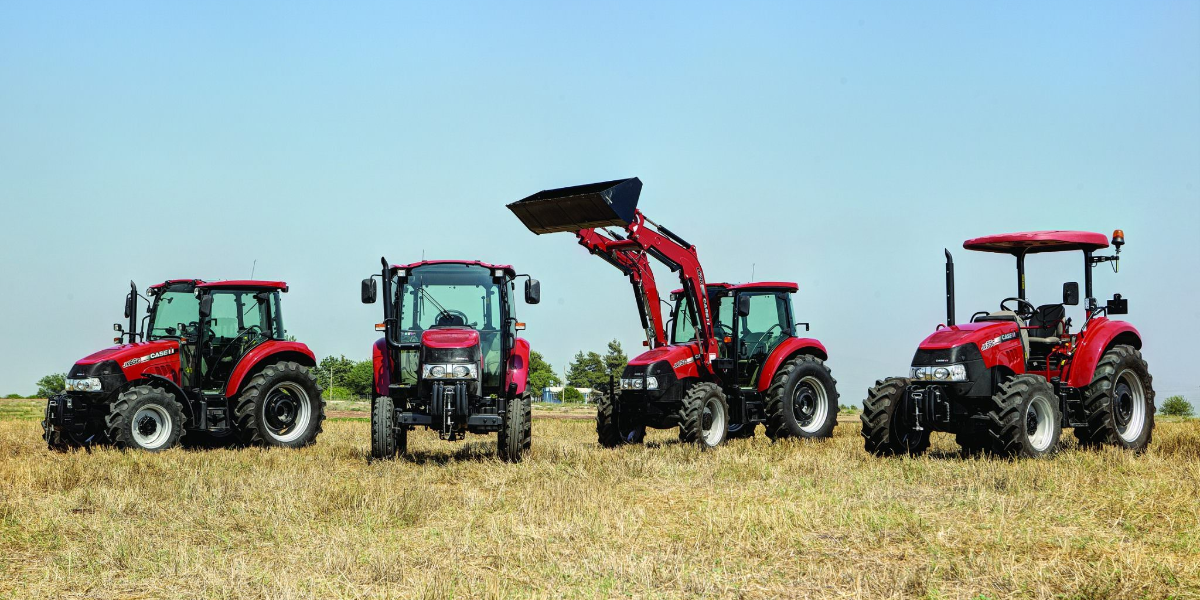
{"left": 1026, "top": 304, "right": 1066, "bottom": 346}
{"left": 973, "top": 310, "right": 1030, "bottom": 357}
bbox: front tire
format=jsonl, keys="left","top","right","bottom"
{"left": 105, "top": 385, "right": 185, "bottom": 451}
{"left": 596, "top": 392, "right": 645, "bottom": 448}
{"left": 371, "top": 395, "right": 406, "bottom": 460}
{"left": 985, "top": 374, "right": 1061, "bottom": 458}
{"left": 234, "top": 361, "right": 325, "bottom": 448}
{"left": 498, "top": 394, "right": 532, "bottom": 462}
{"left": 861, "top": 377, "right": 929, "bottom": 456}
{"left": 678, "top": 382, "right": 728, "bottom": 449}
{"left": 1075, "top": 345, "right": 1155, "bottom": 452}
{"left": 765, "top": 355, "right": 839, "bottom": 441}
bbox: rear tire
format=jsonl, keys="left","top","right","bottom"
{"left": 105, "top": 385, "right": 185, "bottom": 452}
{"left": 371, "top": 395, "right": 405, "bottom": 460}
{"left": 498, "top": 394, "right": 531, "bottom": 462}
{"left": 1074, "top": 345, "right": 1155, "bottom": 452}
{"left": 234, "top": 361, "right": 325, "bottom": 448}
{"left": 764, "top": 355, "right": 839, "bottom": 441}
{"left": 678, "top": 382, "right": 728, "bottom": 449}
{"left": 861, "top": 377, "right": 929, "bottom": 456}
{"left": 985, "top": 374, "right": 1061, "bottom": 458}
{"left": 596, "top": 392, "right": 645, "bottom": 448}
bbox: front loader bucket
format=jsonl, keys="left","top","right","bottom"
{"left": 507, "top": 177, "right": 642, "bottom": 234}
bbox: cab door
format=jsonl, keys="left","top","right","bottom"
{"left": 201, "top": 290, "right": 272, "bottom": 392}
{"left": 733, "top": 292, "right": 792, "bottom": 388}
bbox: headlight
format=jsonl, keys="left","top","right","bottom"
{"left": 422, "top": 363, "right": 477, "bottom": 379}
{"left": 65, "top": 377, "right": 103, "bottom": 392}
{"left": 910, "top": 364, "right": 968, "bottom": 382}
{"left": 644, "top": 376, "right": 658, "bottom": 390}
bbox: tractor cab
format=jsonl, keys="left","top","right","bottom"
{"left": 146, "top": 279, "right": 289, "bottom": 393}
{"left": 671, "top": 282, "right": 802, "bottom": 389}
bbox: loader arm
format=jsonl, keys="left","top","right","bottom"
{"left": 577, "top": 211, "right": 718, "bottom": 372}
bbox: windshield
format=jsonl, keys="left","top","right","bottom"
{"left": 397, "top": 264, "right": 504, "bottom": 334}
{"left": 149, "top": 288, "right": 200, "bottom": 339}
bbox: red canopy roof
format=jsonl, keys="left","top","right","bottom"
{"left": 963, "top": 231, "right": 1109, "bottom": 254}
{"left": 392, "top": 260, "right": 517, "bottom": 277}
{"left": 672, "top": 282, "right": 799, "bottom": 295}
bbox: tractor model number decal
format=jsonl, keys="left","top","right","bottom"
{"left": 122, "top": 348, "right": 176, "bottom": 368}
{"left": 674, "top": 356, "right": 695, "bottom": 369}
{"left": 980, "top": 332, "right": 1018, "bottom": 351}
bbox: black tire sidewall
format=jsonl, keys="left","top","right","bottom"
{"left": 371, "top": 395, "right": 398, "bottom": 459}
{"left": 240, "top": 363, "right": 324, "bottom": 448}
{"left": 110, "top": 387, "right": 185, "bottom": 452}
{"left": 778, "top": 359, "right": 839, "bottom": 438}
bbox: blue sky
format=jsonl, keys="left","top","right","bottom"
{"left": 1, "top": 1, "right": 1197, "bottom": 407}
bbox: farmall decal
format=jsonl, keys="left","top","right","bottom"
{"left": 122, "top": 348, "right": 176, "bottom": 368}
{"left": 980, "top": 332, "right": 1018, "bottom": 351}
{"left": 674, "top": 356, "right": 695, "bottom": 369}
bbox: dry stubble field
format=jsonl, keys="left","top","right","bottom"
{"left": 1, "top": 398, "right": 1198, "bottom": 600}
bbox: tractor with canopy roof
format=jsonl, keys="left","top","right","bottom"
{"left": 361, "top": 258, "right": 541, "bottom": 462}
{"left": 862, "top": 230, "right": 1154, "bottom": 458}
{"left": 508, "top": 177, "right": 839, "bottom": 449}
{"left": 43, "top": 279, "right": 325, "bottom": 451}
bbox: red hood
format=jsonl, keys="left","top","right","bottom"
{"left": 421, "top": 329, "right": 480, "bottom": 349}
{"left": 918, "top": 321, "right": 1023, "bottom": 369}
{"left": 628, "top": 344, "right": 703, "bottom": 378}
{"left": 76, "top": 339, "right": 179, "bottom": 366}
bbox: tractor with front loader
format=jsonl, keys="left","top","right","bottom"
{"left": 43, "top": 279, "right": 326, "bottom": 451}
{"left": 862, "top": 230, "right": 1154, "bottom": 458}
{"left": 509, "top": 177, "right": 839, "bottom": 449}
{"left": 362, "top": 258, "right": 541, "bottom": 462}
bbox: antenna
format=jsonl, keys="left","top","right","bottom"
{"left": 751, "top": 263, "right": 755, "bottom": 281}
{"left": 250, "top": 259, "right": 257, "bottom": 279}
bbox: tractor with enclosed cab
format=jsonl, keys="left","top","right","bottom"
{"left": 508, "top": 177, "right": 839, "bottom": 449}
{"left": 43, "top": 279, "right": 325, "bottom": 451}
{"left": 362, "top": 258, "right": 540, "bottom": 462}
{"left": 862, "top": 230, "right": 1154, "bottom": 458}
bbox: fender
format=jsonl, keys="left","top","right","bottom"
{"left": 756, "top": 337, "right": 829, "bottom": 393}
{"left": 141, "top": 373, "right": 196, "bottom": 425}
{"left": 373, "top": 337, "right": 391, "bottom": 397}
{"left": 505, "top": 338, "right": 531, "bottom": 396}
{"left": 224, "top": 341, "right": 317, "bottom": 397}
{"left": 1064, "top": 318, "right": 1142, "bottom": 388}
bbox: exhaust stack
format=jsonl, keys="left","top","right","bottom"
{"left": 507, "top": 177, "right": 642, "bottom": 234}
{"left": 944, "top": 249, "right": 955, "bottom": 327}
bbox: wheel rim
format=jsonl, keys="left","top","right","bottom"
{"left": 793, "top": 376, "right": 829, "bottom": 433}
{"left": 1025, "top": 393, "right": 1055, "bottom": 452}
{"left": 262, "top": 382, "right": 312, "bottom": 443}
{"left": 132, "top": 404, "right": 172, "bottom": 449}
{"left": 1113, "top": 371, "right": 1146, "bottom": 443}
{"left": 701, "top": 395, "right": 726, "bottom": 446}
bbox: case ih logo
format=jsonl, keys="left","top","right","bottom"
{"left": 980, "top": 332, "right": 1018, "bottom": 351}
{"left": 674, "top": 356, "right": 695, "bottom": 369}
{"left": 122, "top": 348, "right": 176, "bottom": 368}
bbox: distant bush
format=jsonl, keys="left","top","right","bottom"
{"left": 839, "top": 404, "right": 859, "bottom": 414}
{"left": 36, "top": 373, "right": 66, "bottom": 398}
{"left": 1161, "top": 395, "right": 1194, "bottom": 418}
{"left": 562, "top": 387, "right": 583, "bottom": 403}
{"left": 4, "top": 393, "right": 23, "bottom": 399}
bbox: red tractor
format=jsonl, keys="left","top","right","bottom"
{"left": 362, "top": 258, "right": 540, "bottom": 462}
{"left": 43, "top": 279, "right": 326, "bottom": 452}
{"left": 509, "top": 178, "right": 839, "bottom": 448}
{"left": 862, "top": 230, "right": 1154, "bottom": 458}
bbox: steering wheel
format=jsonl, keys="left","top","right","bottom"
{"left": 205, "top": 326, "right": 265, "bottom": 377}
{"left": 744, "top": 323, "right": 784, "bottom": 357}
{"left": 434, "top": 309, "right": 470, "bottom": 327}
{"left": 1000, "top": 297, "right": 1037, "bottom": 320}
{"left": 715, "top": 323, "right": 734, "bottom": 338}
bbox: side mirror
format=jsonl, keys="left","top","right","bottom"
{"left": 361, "top": 278, "right": 378, "bottom": 304}
{"left": 737, "top": 295, "right": 751, "bottom": 317}
{"left": 1063, "top": 282, "right": 1080, "bottom": 306}
{"left": 525, "top": 278, "right": 541, "bottom": 304}
{"left": 198, "top": 294, "right": 213, "bottom": 318}
{"left": 1106, "top": 294, "right": 1128, "bottom": 315}
{"left": 124, "top": 293, "right": 134, "bottom": 319}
